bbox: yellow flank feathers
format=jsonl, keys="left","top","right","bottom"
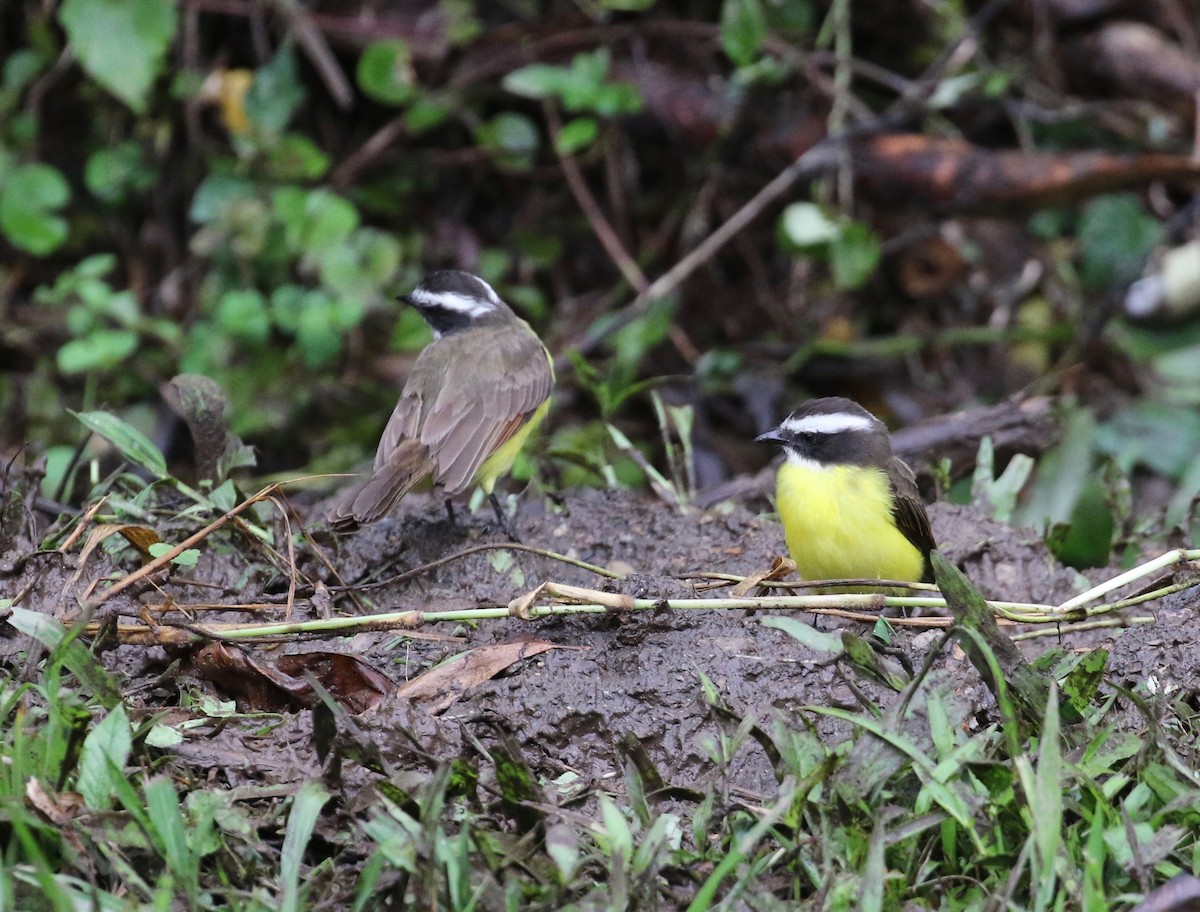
{"left": 475, "top": 397, "right": 551, "bottom": 494}
{"left": 775, "top": 460, "right": 925, "bottom": 586}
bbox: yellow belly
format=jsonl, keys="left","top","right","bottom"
{"left": 473, "top": 398, "right": 551, "bottom": 494}
{"left": 775, "top": 461, "right": 925, "bottom": 586}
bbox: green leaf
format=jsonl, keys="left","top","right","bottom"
{"left": 503, "top": 63, "right": 571, "bottom": 100}
{"left": 269, "top": 285, "right": 309, "bottom": 333}
{"left": 1013, "top": 405, "right": 1096, "bottom": 530}
{"left": 317, "top": 228, "right": 400, "bottom": 301}
{"left": 7, "top": 606, "right": 123, "bottom": 709}
{"left": 761, "top": 615, "right": 845, "bottom": 654}
{"left": 3, "top": 49, "right": 45, "bottom": 97}
{"left": 215, "top": 289, "right": 271, "bottom": 344}
{"left": 721, "top": 0, "right": 767, "bottom": 67}
{"left": 280, "top": 782, "right": 331, "bottom": 912}
{"left": 596, "top": 795, "right": 633, "bottom": 863}
{"left": 77, "top": 704, "right": 133, "bottom": 810}
{"left": 1060, "top": 648, "right": 1107, "bottom": 716}
{"left": 265, "top": 134, "right": 330, "bottom": 181}
{"left": 57, "top": 329, "right": 139, "bottom": 374}
{"left": 842, "top": 631, "right": 910, "bottom": 690}
{"left": 58, "top": 0, "right": 177, "bottom": 113}
{"left": 245, "top": 47, "right": 305, "bottom": 135}
{"left": 357, "top": 40, "right": 416, "bottom": 106}
{"left": 831, "top": 221, "right": 882, "bottom": 289}
{"left": 390, "top": 307, "right": 434, "bottom": 351}
{"left": 147, "top": 543, "right": 201, "bottom": 567}
{"left": 475, "top": 112, "right": 539, "bottom": 168}
{"left": 971, "top": 435, "right": 1035, "bottom": 522}
{"left": 1095, "top": 402, "right": 1200, "bottom": 478}
{"left": 296, "top": 305, "right": 342, "bottom": 367}
{"left": 404, "top": 96, "right": 451, "bottom": 133}
{"left": 778, "top": 202, "right": 840, "bottom": 250}
{"left": 504, "top": 50, "right": 640, "bottom": 116}
{"left": 273, "top": 188, "right": 359, "bottom": 255}
{"left": 189, "top": 175, "right": 256, "bottom": 224}
{"left": 71, "top": 409, "right": 168, "bottom": 478}
{"left": 1152, "top": 343, "right": 1200, "bottom": 405}
{"left": 1030, "top": 684, "right": 1063, "bottom": 902}
{"left": 85, "top": 141, "right": 153, "bottom": 204}
{"left": 145, "top": 776, "right": 199, "bottom": 904}
{"left": 0, "top": 163, "right": 70, "bottom": 255}
{"left": 145, "top": 724, "right": 183, "bottom": 748}
{"left": 588, "top": 81, "right": 643, "bottom": 116}
{"left": 1050, "top": 477, "right": 1114, "bottom": 569}
{"left": 1078, "top": 194, "right": 1163, "bottom": 291}
{"left": 545, "top": 823, "right": 579, "bottom": 883}
{"left": 555, "top": 117, "right": 599, "bottom": 155}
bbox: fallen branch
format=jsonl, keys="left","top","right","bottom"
{"left": 79, "top": 545, "right": 1200, "bottom": 646}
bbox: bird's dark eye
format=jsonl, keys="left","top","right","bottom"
{"left": 799, "top": 431, "right": 818, "bottom": 445}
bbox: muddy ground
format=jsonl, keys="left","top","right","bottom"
{"left": 6, "top": 484, "right": 1197, "bottom": 810}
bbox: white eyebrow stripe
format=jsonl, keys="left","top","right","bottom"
{"left": 475, "top": 277, "right": 502, "bottom": 305}
{"left": 781, "top": 412, "right": 875, "bottom": 435}
{"left": 409, "top": 289, "right": 494, "bottom": 317}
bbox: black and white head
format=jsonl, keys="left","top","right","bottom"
{"left": 756, "top": 397, "right": 893, "bottom": 470}
{"left": 402, "top": 270, "right": 514, "bottom": 337}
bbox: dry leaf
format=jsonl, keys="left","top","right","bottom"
{"left": 732, "top": 555, "right": 796, "bottom": 597}
{"left": 189, "top": 643, "right": 393, "bottom": 713}
{"left": 397, "top": 637, "right": 561, "bottom": 714}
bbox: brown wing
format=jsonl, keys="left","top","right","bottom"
{"left": 887, "top": 456, "right": 937, "bottom": 581}
{"left": 325, "top": 363, "right": 434, "bottom": 528}
{"left": 325, "top": 321, "right": 552, "bottom": 526}
{"left": 373, "top": 387, "right": 423, "bottom": 472}
{"left": 419, "top": 325, "right": 553, "bottom": 495}
{"left": 325, "top": 438, "right": 434, "bottom": 528}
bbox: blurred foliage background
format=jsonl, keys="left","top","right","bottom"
{"left": 2, "top": 0, "right": 1200, "bottom": 565}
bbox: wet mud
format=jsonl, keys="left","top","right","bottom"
{"left": 4, "top": 486, "right": 1198, "bottom": 802}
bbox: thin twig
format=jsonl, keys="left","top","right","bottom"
{"left": 1010, "top": 615, "right": 1158, "bottom": 641}
{"left": 82, "top": 483, "right": 282, "bottom": 611}
{"left": 1054, "top": 548, "right": 1200, "bottom": 614}
{"left": 545, "top": 102, "right": 648, "bottom": 294}
{"left": 338, "top": 541, "right": 630, "bottom": 592}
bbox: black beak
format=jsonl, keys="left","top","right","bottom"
{"left": 399, "top": 294, "right": 415, "bottom": 305}
{"left": 756, "top": 428, "right": 786, "bottom": 445}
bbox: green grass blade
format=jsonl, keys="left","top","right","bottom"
{"left": 77, "top": 704, "right": 132, "bottom": 810}
{"left": 1032, "top": 682, "right": 1063, "bottom": 908}
{"left": 71, "top": 409, "right": 168, "bottom": 478}
{"left": 145, "top": 775, "right": 199, "bottom": 906}
{"left": 279, "top": 781, "right": 331, "bottom": 912}
{"left": 8, "top": 607, "right": 122, "bottom": 709}
{"left": 685, "top": 780, "right": 797, "bottom": 911}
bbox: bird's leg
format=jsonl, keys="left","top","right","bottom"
{"left": 488, "top": 492, "right": 520, "bottom": 542}
{"left": 444, "top": 499, "right": 457, "bottom": 525}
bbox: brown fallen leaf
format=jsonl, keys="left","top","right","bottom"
{"left": 276, "top": 652, "right": 395, "bottom": 714}
{"left": 397, "top": 637, "right": 565, "bottom": 714}
{"left": 26, "top": 778, "right": 87, "bottom": 825}
{"left": 116, "top": 525, "right": 163, "bottom": 561}
{"left": 853, "top": 134, "right": 1200, "bottom": 212}
{"left": 1128, "top": 873, "right": 1200, "bottom": 912}
{"left": 188, "top": 643, "right": 393, "bottom": 713}
{"left": 731, "top": 555, "right": 796, "bottom": 597}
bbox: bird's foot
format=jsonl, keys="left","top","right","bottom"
{"left": 488, "top": 493, "right": 521, "bottom": 543}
